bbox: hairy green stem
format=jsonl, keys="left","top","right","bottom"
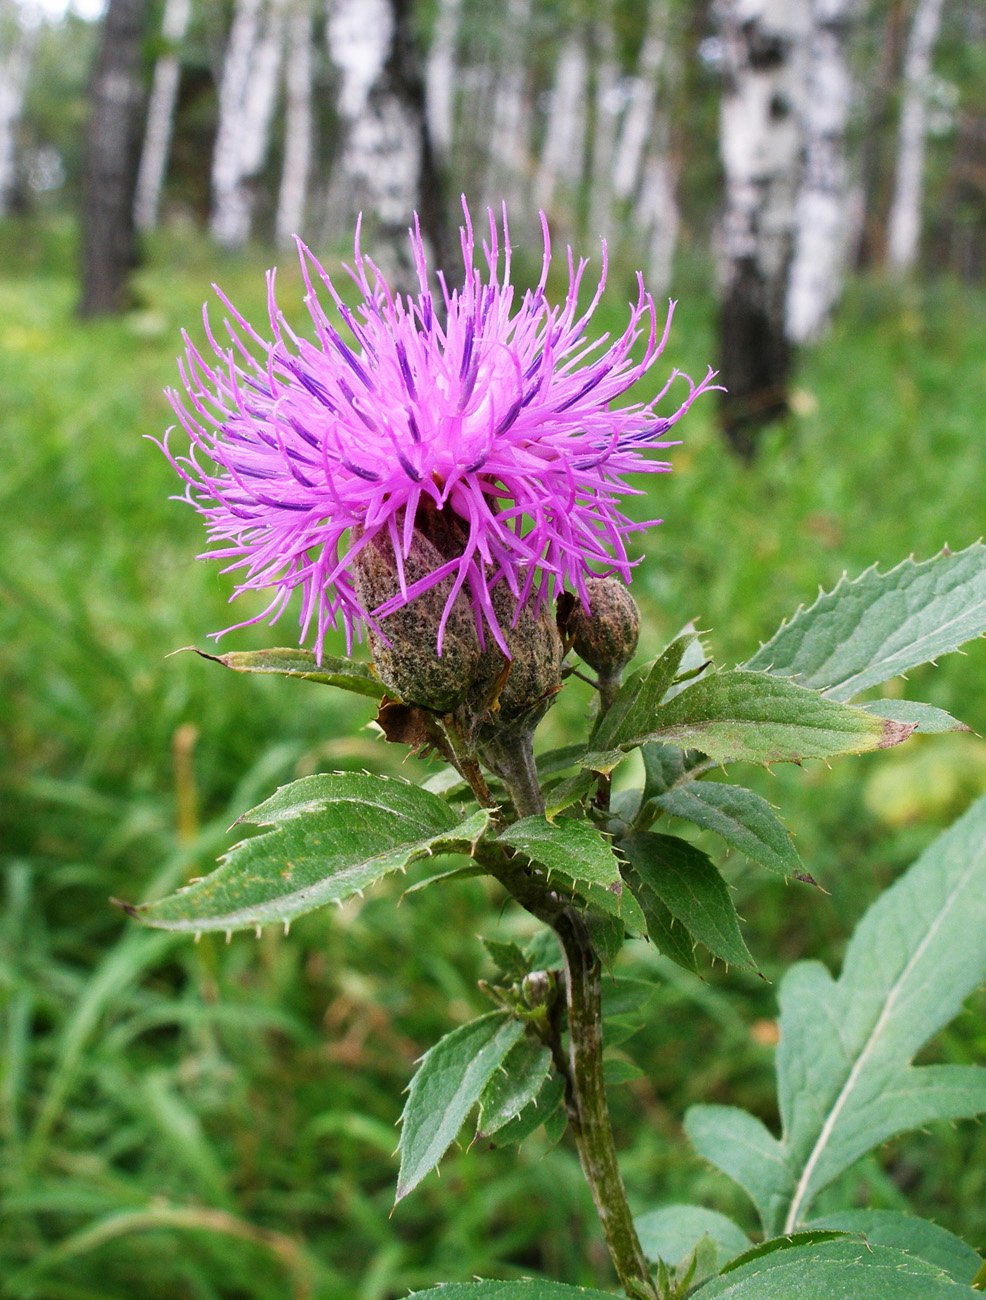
{"left": 553, "top": 907, "right": 658, "bottom": 1299}
{"left": 594, "top": 670, "right": 623, "bottom": 815}
{"left": 479, "top": 727, "right": 545, "bottom": 818}
{"left": 480, "top": 842, "right": 657, "bottom": 1299}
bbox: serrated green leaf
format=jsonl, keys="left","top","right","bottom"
{"left": 684, "top": 1105, "right": 790, "bottom": 1234}
{"left": 477, "top": 1037, "right": 553, "bottom": 1137}
{"left": 634, "top": 1204, "right": 751, "bottom": 1268}
{"left": 861, "top": 699, "right": 971, "bottom": 733}
{"left": 543, "top": 771, "right": 597, "bottom": 818}
{"left": 692, "top": 1237, "right": 977, "bottom": 1298}
{"left": 807, "top": 1210, "right": 982, "bottom": 1284}
{"left": 588, "top": 635, "right": 694, "bottom": 754}
{"left": 621, "top": 834, "right": 758, "bottom": 972}
{"left": 584, "top": 909, "right": 627, "bottom": 968}
{"left": 652, "top": 782, "right": 803, "bottom": 878}
{"left": 179, "top": 645, "right": 385, "bottom": 698}
{"left": 409, "top": 1281, "right": 619, "bottom": 1298}
{"left": 744, "top": 543, "right": 986, "bottom": 701}
{"left": 687, "top": 796, "right": 986, "bottom": 1234}
{"left": 397, "top": 1012, "right": 524, "bottom": 1201}
{"left": 536, "top": 744, "right": 591, "bottom": 778}
{"left": 131, "top": 776, "right": 491, "bottom": 933}
{"left": 602, "top": 1057, "right": 644, "bottom": 1085}
{"left": 585, "top": 671, "right": 914, "bottom": 772}
{"left": 482, "top": 937, "right": 531, "bottom": 982}
{"left": 485, "top": 1071, "right": 565, "bottom": 1147}
{"left": 620, "top": 859, "right": 699, "bottom": 974}
{"left": 497, "top": 817, "right": 646, "bottom": 930}
{"left": 641, "top": 743, "right": 710, "bottom": 800}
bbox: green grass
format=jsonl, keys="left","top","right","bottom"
{"left": 1, "top": 216, "right": 984, "bottom": 1297}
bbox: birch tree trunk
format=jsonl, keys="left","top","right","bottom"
{"left": 486, "top": 0, "right": 533, "bottom": 212}
{"left": 325, "top": 0, "right": 448, "bottom": 287}
{"left": 612, "top": 0, "right": 670, "bottom": 205}
{"left": 133, "top": 0, "right": 192, "bottom": 231}
{"left": 534, "top": 30, "right": 588, "bottom": 214}
{"left": 0, "top": 5, "right": 37, "bottom": 216}
{"left": 275, "top": 0, "right": 314, "bottom": 245}
{"left": 638, "top": 138, "right": 680, "bottom": 296}
{"left": 79, "top": 0, "right": 149, "bottom": 317}
{"left": 210, "top": 0, "right": 287, "bottom": 249}
{"left": 588, "top": 9, "right": 620, "bottom": 237}
{"left": 425, "top": 0, "right": 461, "bottom": 160}
{"left": 886, "top": 0, "right": 947, "bottom": 271}
{"left": 785, "top": 0, "right": 857, "bottom": 344}
{"left": 717, "top": 0, "right": 810, "bottom": 457}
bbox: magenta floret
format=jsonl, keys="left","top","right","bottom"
{"left": 159, "top": 201, "right": 717, "bottom": 658}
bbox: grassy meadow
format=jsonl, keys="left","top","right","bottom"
{"left": 1, "top": 216, "right": 985, "bottom": 1298}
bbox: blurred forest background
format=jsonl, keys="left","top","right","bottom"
{"left": 1, "top": 0, "right": 985, "bottom": 1296}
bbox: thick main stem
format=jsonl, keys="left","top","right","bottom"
{"left": 554, "top": 908, "right": 658, "bottom": 1299}
{"left": 481, "top": 836, "right": 656, "bottom": 1298}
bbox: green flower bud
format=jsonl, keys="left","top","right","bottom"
{"left": 560, "top": 577, "right": 640, "bottom": 676}
{"left": 475, "top": 584, "right": 563, "bottom": 726}
{"left": 351, "top": 515, "right": 482, "bottom": 714}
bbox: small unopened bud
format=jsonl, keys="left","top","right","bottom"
{"left": 521, "top": 969, "right": 556, "bottom": 1010}
{"left": 561, "top": 577, "right": 639, "bottom": 676}
{"left": 351, "top": 521, "right": 481, "bottom": 713}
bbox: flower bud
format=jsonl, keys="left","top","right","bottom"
{"left": 561, "top": 577, "right": 640, "bottom": 676}
{"left": 351, "top": 517, "right": 482, "bottom": 713}
{"left": 475, "top": 585, "right": 563, "bottom": 726}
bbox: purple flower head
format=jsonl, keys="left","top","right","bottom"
{"left": 160, "top": 201, "right": 717, "bottom": 659}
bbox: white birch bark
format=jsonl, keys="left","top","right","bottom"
{"left": 133, "top": 0, "right": 192, "bottom": 231}
{"left": 886, "top": 0, "right": 947, "bottom": 271}
{"left": 210, "top": 0, "right": 287, "bottom": 249}
{"left": 717, "top": 0, "right": 810, "bottom": 451}
{"left": 0, "top": 7, "right": 38, "bottom": 216}
{"left": 534, "top": 31, "right": 587, "bottom": 212}
{"left": 588, "top": 12, "right": 620, "bottom": 235}
{"left": 325, "top": 0, "right": 417, "bottom": 232}
{"left": 637, "top": 134, "right": 679, "bottom": 295}
{"left": 275, "top": 0, "right": 314, "bottom": 245}
{"left": 612, "top": 0, "right": 670, "bottom": 204}
{"left": 425, "top": 0, "right": 461, "bottom": 159}
{"left": 486, "top": 0, "right": 533, "bottom": 211}
{"left": 325, "top": 0, "right": 448, "bottom": 286}
{"left": 785, "top": 0, "right": 857, "bottom": 343}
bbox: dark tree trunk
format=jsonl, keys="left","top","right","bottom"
{"left": 716, "top": 0, "right": 808, "bottom": 459}
{"left": 389, "top": 0, "right": 450, "bottom": 276}
{"left": 79, "top": 0, "right": 149, "bottom": 317}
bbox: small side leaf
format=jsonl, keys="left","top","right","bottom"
{"left": 397, "top": 1012, "right": 524, "bottom": 1201}
{"left": 477, "top": 1037, "right": 553, "bottom": 1138}
{"left": 634, "top": 1204, "right": 751, "bottom": 1269}
{"left": 409, "top": 1281, "right": 619, "bottom": 1298}
{"left": 588, "top": 635, "right": 694, "bottom": 757}
{"left": 744, "top": 542, "right": 986, "bottom": 701}
{"left": 652, "top": 782, "right": 803, "bottom": 878}
{"left": 807, "top": 1210, "right": 982, "bottom": 1285}
{"left": 178, "top": 645, "right": 385, "bottom": 698}
{"left": 485, "top": 1071, "right": 565, "bottom": 1147}
{"left": 691, "top": 1237, "right": 977, "bottom": 1298}
{"left": 481, "top": 937, "right": 531, "bottom": 982}
{"left": 130, "top": 775, "right": 491, "bottom": 933}
{"left": 497, "top": 817, "right": 646, "bottom": 929}
{"left": 585, "top": 671, "right": 914, "bottom": 772}
{"left": 621, "top": 833, "right": 758, "bottom": 973}
{"left": 642, "top": 743, "right": 710, "bottom": 800}
{"left": 620, "top": 859, "right": 699, "bottom": 974}
{"left": 861, "top": 699, "right": 971, "bottom": 734}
